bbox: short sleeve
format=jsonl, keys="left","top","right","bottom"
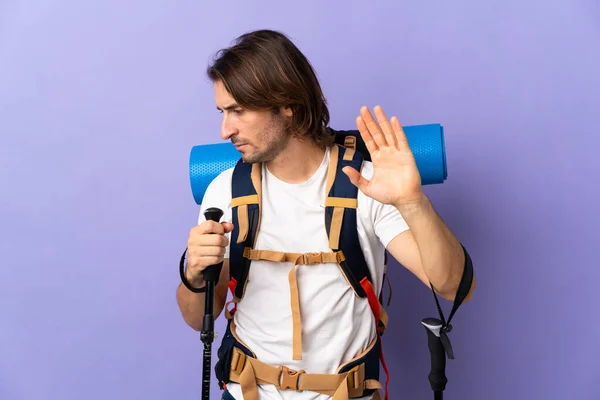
{"left": 360, "top": 162, "right": 410, "bottom": 248}
{"left": 372, "top": 202, "right": 410, "bottom": 248}
{"left": 197, "top": 168, "right": 234, "bottom": 258}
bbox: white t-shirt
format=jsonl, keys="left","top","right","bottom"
{"left": 197, "top": 146, "right": 409, "bottom": 400}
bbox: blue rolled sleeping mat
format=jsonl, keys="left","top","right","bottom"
{"left": 189, "top": 123, "right": 447, "bottom": 204}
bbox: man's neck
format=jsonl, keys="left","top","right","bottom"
{"left": 265, "top": 138, "right": 327, "bottom": 184}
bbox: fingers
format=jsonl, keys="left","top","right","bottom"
{"left": 194, "top": 232, "right": 229, "bottom": 247}
{"left": 359, "top": 106, "right": 387, "bottom": 150}
{"left": 222, "top": 222, "right": 234, "bottom": 233}
{"left": 343, "top": 166, "right": 369, "bottom": 191}
{"left": 358, "top": 106, "right": 399, "bottom": 152}
{"left": 186, "top": 221, "right": 231, "bottom": 279}
{"left": 373, "top": 106, "right": 397, "bottom": 148}
{"left": 197, "top": 220, "right": 228, "bottom": 235}
{"left": 390, "top": 115, "right": 410, "bottom": 150}
{"left": 191, "top": 245, "right": 227, "bottom": 258}
{"left": 190, "top": 222, "right": 231, "bottom": 246}
{"left": 356, "top": 115, "right": 377, "bottom": 154}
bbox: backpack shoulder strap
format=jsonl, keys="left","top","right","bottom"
{"left": 325, "top": 144, "right": 373, "bottom": 298}
{"left": 229, "top": 160, "right": 262, "bottom": 300}
{"left": 327, "top": 142, "right": 392, "bottom": 398}
{"left": 327, "top": 142, "right": 391, "bottom": 335}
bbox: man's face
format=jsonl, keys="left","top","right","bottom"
{"left": 214, "top": 80, "right": 291, "bottom": 164}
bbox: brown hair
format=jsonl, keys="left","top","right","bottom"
{"left": 206, "top": 29, "right": 334, "bottom": 148}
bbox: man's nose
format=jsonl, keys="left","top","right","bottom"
{"left": 220, "top": 116, "right": 238, "bottom": 140}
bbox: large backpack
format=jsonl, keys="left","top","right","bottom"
{"left": 213, "top": 129, "right": 473, "bottom": 400}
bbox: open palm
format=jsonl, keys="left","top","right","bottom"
{"left": 343, "top": 106, "right": 423, "bottom": 207}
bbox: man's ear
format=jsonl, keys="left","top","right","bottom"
{"left": 281, "top": 105, "right": 293, "bottom": 118}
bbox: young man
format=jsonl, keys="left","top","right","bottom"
{"left": 176, "top": 29, "right": 476, "bottom": 400}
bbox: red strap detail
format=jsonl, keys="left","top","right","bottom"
{"left": 228, "top": 277, "right": 237, "bottom": 295}
{"left": 228, "top": 278, "right": 238, "bottom": 316}
{"left": 378, "top": 338, "right": 390, "bottom": 400}
{"left": 360, "top": 277, "right": 389, "bottom": 400}
{"left": 360, "top": 277, "right": 381, "bottom": 324}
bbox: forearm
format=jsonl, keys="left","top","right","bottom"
{"left": 176, "top": 277, "right": 227, "bottom": 331}
{"left": 396, "top": 194, "right": 465, "bottom": 299}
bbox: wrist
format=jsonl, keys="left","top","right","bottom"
{"left": 394, "top": 193, "right": 430, "bottom": 218}
{"left": 185, "top": 268, "right": 205, "bottom": 288}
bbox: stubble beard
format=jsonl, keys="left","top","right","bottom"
{"left": 241, "top": 115, "right": 291, "bottom": 164}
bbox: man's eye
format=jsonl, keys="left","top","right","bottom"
{"left": 234, "top": 109, "right": 244, "bottom": 115}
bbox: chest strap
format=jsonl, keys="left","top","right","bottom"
{"left": 242, "top": 247, "right": 345, "bottom": 361}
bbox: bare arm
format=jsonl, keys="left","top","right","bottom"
{"left": 176, "top": 259, "right": 231, "bottom": 331}
{"left": 386, "top": 195, "right": 476, "bottom": 302}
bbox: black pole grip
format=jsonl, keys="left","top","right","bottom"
{"left": 202, "top": 207, "right": 224, "bottom": 283}
{"left": 422, "top": 318, "right": 448, "bottom": 397}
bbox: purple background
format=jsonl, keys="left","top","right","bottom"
{"left": 1, "top": 1, "right": 599, "bottom": 399}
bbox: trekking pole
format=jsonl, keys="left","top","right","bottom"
{"left": 421, "top": 245, "right": 474, "bottom": 399}
{"left": 421, "top": 317, "right": 453, "bottom": 400}
{"left": 200, "top": 207, "right": 225, "bottom": 400}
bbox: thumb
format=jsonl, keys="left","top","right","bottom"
{"left": 222, "top": 222, "right": 234, "bottom": 233}
{"left": 342, "top": 166, "right": 369, "bottom": 190}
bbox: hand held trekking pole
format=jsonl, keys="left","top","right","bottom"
{"left": 200, "top": 207, "right": 225, "bottom": 400}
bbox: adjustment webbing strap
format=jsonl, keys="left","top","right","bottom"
{"left": 429, "top": 244, "right": 474, "bottom": 360}
{"left": 431, "top": 244, "right": 474, "bottom": 328}
{"left": 360, "top": 277, "right": 390, "bottom": 400}
{"left": 229, "top": 347, "right": 382, "bottom": 400}
{"left": 243, "top": 247, "right": 345, "bottom": 360}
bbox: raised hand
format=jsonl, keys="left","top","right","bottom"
{"left": 342, "top": 105, "right": 423, "bottom": 208}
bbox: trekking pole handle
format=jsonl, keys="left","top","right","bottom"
{"left": 203, "top": 207, "right": 224, "bottom": 283}
{"left": 422, "top": 318, "right": 448, "bottom": 398}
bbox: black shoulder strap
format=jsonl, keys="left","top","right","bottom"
{"left": 324, "top": 144, "right": 373, "bottom": 298}
{"left": 229, "top": 160, "right": 262, "bottom": 300}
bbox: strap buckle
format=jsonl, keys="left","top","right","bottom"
{"left": 344, "top": 136, "right": 357, "bottom": 150}
{"left": 279, "top": 366, "right": 305, "bottom": 391}
{"left": 303, "top": 253, "right": 323, "bottom": 265}
{"left": 346, "top": 365, "right": 363, "bottom": 392}
{"left": 243, "top": 247, "right": 252, "bottom": 259}
{"left": 231, "top": 349, "right": 246, "bottom": 375}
